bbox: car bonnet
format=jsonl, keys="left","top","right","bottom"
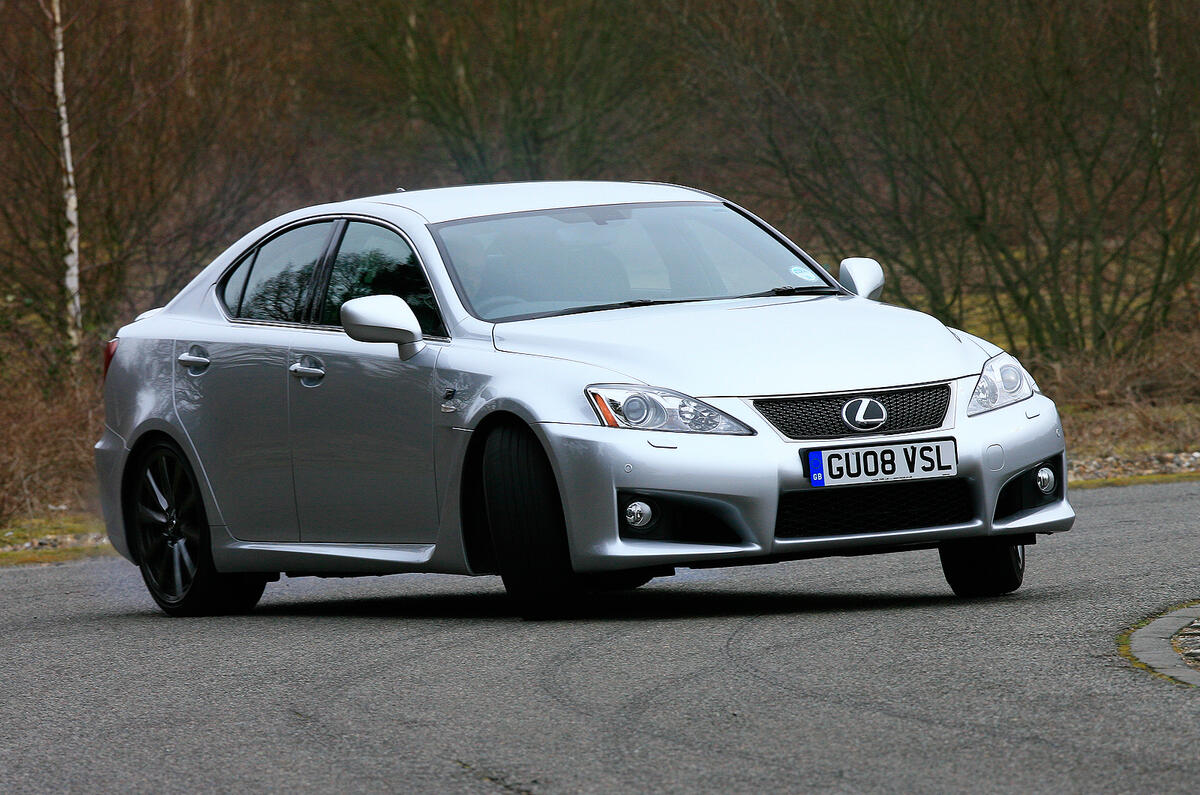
{"left": 491, "top": 295, "right": 988, "bottom": 397}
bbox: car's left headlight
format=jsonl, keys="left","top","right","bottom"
{"left": 967, "top": 352, "right": 1038, "bottom": 416}
{"left": 585, "top": 384, "right": 754, "bottom": 435}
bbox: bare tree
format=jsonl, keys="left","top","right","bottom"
{"left": 41, "top": 0, "right": 82, "bottom": 361}
{"left": 674, "top": 0, "right": 1200, "bottom": 356}
{"left": 345, "top": 0, "right": 672, "bottom": 183}
{"left": 0, "top": 0, "right": 297, "bottom": 375}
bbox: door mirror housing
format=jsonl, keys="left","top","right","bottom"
{"left": 340, "top": 295, "right": 425, "bottom": 360}
{"left": 837, "top": 257, "right": 885, "bottom": 300}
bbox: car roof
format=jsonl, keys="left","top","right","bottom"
{"left": 357, "top": 180, "right": 717, "bottom": 224}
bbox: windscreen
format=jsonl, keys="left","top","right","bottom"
{"left": 431, "top": 202, "right": 831, "bottom": 321}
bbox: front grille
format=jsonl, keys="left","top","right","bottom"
{"left": 775, "top": 478, "right": 974, "bottom": 538}
{"left": 755, "top": 383, "right": 951, "bottom": 440}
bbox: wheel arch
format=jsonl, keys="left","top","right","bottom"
{"left": 458, "top": 410, "right": 559, "bottom": 575}
{"left": 119, "top": 428, "right": 203, "bottom": 564}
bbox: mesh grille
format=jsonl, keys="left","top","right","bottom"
{"left": 755, "top": 384, "right": 951, "bottom": 440}
{"left": 775, "top": 478, "right": 974, "bottom": 538}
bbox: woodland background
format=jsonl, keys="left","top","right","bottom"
{"left": 1, "top": 0, "right": 1198, "bottom": 526}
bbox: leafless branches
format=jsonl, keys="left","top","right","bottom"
{"left": 672, "top": 0, "right": 1200, "bottom": 355}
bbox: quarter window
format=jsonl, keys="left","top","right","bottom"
{"left": 319, "top": 222, "right": 446, "bottom": 336}
{"left": 221, "top": 251, "right": 254, "bottom": 316}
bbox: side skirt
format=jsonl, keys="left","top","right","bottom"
{"left": 211, "top": 526, "right": 440, "bottom": 575}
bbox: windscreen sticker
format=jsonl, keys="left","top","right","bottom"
{"left": 807, "top": 450, "right": 826, "bottom": 487}
{"left": 791, "top": 266, "right": 819, "bottom": 282}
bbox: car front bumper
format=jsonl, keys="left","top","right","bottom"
{"left": 538, "top": 378, "right": 1074, "bottom": 573}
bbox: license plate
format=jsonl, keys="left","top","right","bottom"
{"left": 806, "top": 440, "right": 957, "bottom": 487}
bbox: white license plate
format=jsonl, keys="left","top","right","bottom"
{"left": 806, "top": 440, "right": 957, "bottom": 487}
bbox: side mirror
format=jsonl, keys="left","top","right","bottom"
{"left": 837, "top": 257, "right": 885, "bottom": 300}
{"left": 340, "top": 295, "right": 425, "bottom": 360}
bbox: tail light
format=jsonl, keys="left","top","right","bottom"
{"left": 102, "top": 338, "right": 118, "bottom": 382}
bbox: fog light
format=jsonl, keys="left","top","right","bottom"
{"left": 624, "top": 501, "right": 653, "bottom": 528}
{"left": 1035, "top": 467, "right": 1056, "bottom": 495}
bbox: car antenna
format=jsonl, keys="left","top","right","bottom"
{"left": 394, "top": 185, "right": 406, "bottom": 192}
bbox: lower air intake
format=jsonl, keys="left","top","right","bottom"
{"left": 776, "top": 478, "right": 975, "bottom": 538}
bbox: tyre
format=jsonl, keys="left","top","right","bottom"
{"left": 938, "top": 538, "right": 1025, "bottom": 597}
{"left": 127, "top": 440, "right": 266, "bottom": 616}
{"left": 481, "top": 424, "right": 577, "bottom": 617}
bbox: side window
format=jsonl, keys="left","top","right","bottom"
{"left": 221, "top": 251, "right": 254, "bottom": 315}
{"left": 319, "top": 222, "right": 446, "bottom": 337}
{"left": 234, "top": 222, "right": 333, "bottom": 322}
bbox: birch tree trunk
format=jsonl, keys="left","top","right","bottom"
{"left": 46, "top": 0, "right": 82, "bottom": 362}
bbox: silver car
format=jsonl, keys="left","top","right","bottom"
{"left": 96, "top": 181, "right": 1074, "bottom": 616}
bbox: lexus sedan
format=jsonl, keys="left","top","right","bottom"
{"left": 96, "top": 181, "right": 1074, "bottom": 616}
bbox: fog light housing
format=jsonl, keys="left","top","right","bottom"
{"left": 1035, "top": 467, "right": 1056, "bottom": 495}
{"left": 624, "top": 501, "right": 654, "bottom": 529}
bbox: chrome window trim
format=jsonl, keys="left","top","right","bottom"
{"left": 212, "top": 213, "right": 451, "bottom": 339}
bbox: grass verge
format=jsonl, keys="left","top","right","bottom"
{"left": 0, "top": 513, "right": 114, "bottom": 568}
{"left": 0, "top": 544, "right": 115, "bottom": 567}
{"left": 1070, "top": 471, "right": 1200, "bottom": 490}
{"left": 1117, "top": 599, "right": 1200, "bottom": 687}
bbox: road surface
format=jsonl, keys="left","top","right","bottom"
{"left": 1, "top": 481, "right": 1198, "bottom": 792}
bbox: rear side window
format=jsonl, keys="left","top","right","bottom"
{"left": 222, "top": 222, "right": 334, "bottom": 322}
{"left": 221, "top": 252, "right": 254, "bottom": 315}
{"left": 319, "top": 222, "right": 446, "bottom": 336}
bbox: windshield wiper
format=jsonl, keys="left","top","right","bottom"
{"left": 735, "top": 285, "right": 841, "bottom": 298}
{"left": 554, "top": 298, "right": 702, "bottom": 317}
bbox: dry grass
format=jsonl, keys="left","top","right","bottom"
{"left": 1059, "top": 403, "right": 1200, "bottom": 459}
{"left": 1028, "top": 327, "right": 1200, "bottom": 460}
{"left": 0, "top": 342, "right": 103, "bottom": 527}
{"left": 1027, "top": 327, "right": 1200, "bottom": 407}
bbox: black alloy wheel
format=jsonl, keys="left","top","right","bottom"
{"left": 129, "top": 441, "right": 266, "bottom": 616}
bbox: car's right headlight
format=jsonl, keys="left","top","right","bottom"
{"left": 585, "top": 384, "right": 754, "bottom": 435}
{"left": 967, "top": 352, "right": 1035, "bottom": 416}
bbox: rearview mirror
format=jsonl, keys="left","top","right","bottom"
{"left": 837, "top": 257, "right": 885, "bottom": 300}
{"left": 340, "top": 295, "right": 425, "bottom": 360}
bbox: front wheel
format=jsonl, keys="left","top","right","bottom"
{"left": 481, "top": 424, "right": 577, "bottom": 616}
{"left": 127, "top": 440, "right": 266, "bottom": 616}
{"left": 939, "top": 538, "right": 1025, "bottom": 597}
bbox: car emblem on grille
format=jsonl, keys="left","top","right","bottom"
{"left": 841, "top": 397, "right": 887, "bottom": 432}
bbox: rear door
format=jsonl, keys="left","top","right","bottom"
{"left": 174, "top": 221, "right": 335, "bottom": 542}
{"left": 287, "top": 220, "right": 445, "bottom": 543}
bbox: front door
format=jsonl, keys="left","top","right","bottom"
{"left": 287, "top": 220, "right": 445, "bottom": 543}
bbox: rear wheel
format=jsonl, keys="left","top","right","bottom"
{"left": 481, "top": 424, "right": 577, "bottom": 616}
{"left": 128, "top": 440, "right": 266, "bottom": 616}
{"left": 939, "top": 538, "right": 1025, "bottom": 597}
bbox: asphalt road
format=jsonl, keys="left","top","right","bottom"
{"left": 2, "top": 481, "right": 1199, "bottom": 793}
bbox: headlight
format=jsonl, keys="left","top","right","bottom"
{"left": 967, "top": 353, "right": 1035, "bottom": 416}
{"left": 585, "top": 384, "right": 754, "bottom": 435}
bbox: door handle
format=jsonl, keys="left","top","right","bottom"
{"left": 178, "top": 347, "right": 210, "bottom": 375}
{"left": 177, "top": 353, "right": 210, "bottom": 367}
{"left": 288, "top": 362, "right": 325, "bottom": 379}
